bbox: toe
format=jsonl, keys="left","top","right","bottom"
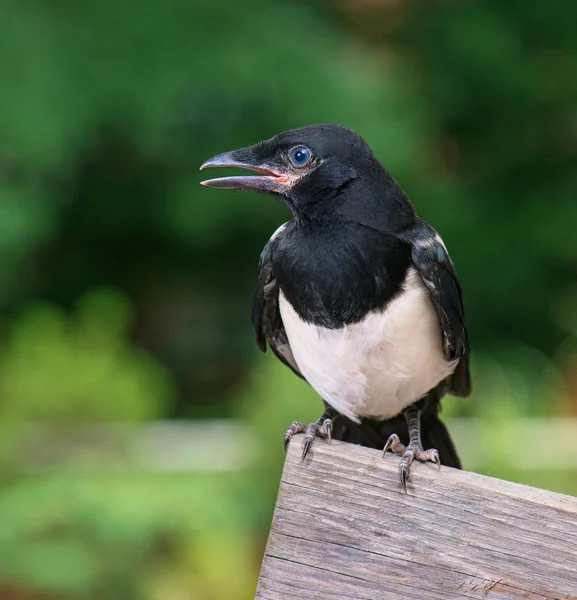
{"left": 431, "top": 449, "right": 441, "bottom": 469}
{"left": 301, "top": 422, "right": 320, "bottom": 460}
{"left": 301, "top": 436, "right": 313, "bottom": 460}
{"left": 382, "top": 433, "right": 406, "bottom": 457}
{"left": 398, "top": 447, "right": 417, "bottom": 491}
{"left": 285, "top": 417, "right": 334, "bottom": 460}
{"left": 400, "top": 464, "right": 409, "bottom": 493}
{"left": 284, "top": 421, "right": 305, "bottom": 451}
{"left": 416, "top": 448, "right": 442, "bottom": 469}
{"left": 319, "top": 418, "right": 332, "bottom": 444}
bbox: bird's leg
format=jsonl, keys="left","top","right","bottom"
{"left": 284, "top": 406, "right": 338, "bottom": 460}
{"left": 383, "top": 403, "right": 440, "bottom": 492}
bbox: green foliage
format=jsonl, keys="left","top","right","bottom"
{"left": 235, "top": 356, "right": 320, "bottom": 526}
{"left": 0, "top": 289, "right": 170, "bottom": 424}
{"left": 0, "top": 0, "right": 576, "bottom": 598}
{"left": 0, "top": 472, "right": 254, "bottom": 599}
{"left": 392, "top": 0, "right": 577, "bottom": 352}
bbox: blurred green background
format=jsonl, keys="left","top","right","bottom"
{"left": 1, "top": 0, "right": 576, "bottom": 598}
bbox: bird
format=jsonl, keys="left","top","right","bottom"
{"left": 200, "top": 124, "right": 470, "bottom": 491}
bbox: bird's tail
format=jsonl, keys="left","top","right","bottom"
{"left": 330, "top": 401, "right": 461, "bottom": 469}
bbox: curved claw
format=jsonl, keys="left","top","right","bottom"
{"left": 301, "top": 422, "right": 321, "bottom": 461}
{"left": 284, "top": 415, "right": 334, "bottom": 460}
{"left": 431, "top": 449, "right": 441, "bottom": 470}
{"left": 382, "top": 429, "right": 441, "bottom": 491}
{"left": 398, "top": 448, "right": 415, "bottom": 491}
{"left": 382, "top": 433, "right": 400, "bottom": 457}
{"left": 301, "top": 436, "right": 313, "bottom": 460}
{"left": 323, "top": 418, "right": 332, "bottom": 445}
{"left": 400, "top": 466, "right": 408, "bottom": 494}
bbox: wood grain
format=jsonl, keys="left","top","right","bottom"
{"left": 256, "top": 439, "right": 577, "bottom": 600}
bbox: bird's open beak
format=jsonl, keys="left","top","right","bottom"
{"left": 199, "top": 149, "right": 289, "bottom": 192}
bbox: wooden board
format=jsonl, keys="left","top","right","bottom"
{"left": 256, "top": 439, "right": 577, "bottom": 599}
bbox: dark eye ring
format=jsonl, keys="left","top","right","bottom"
{"left": 289, "top": 146, "right": 312, "bottom": 166}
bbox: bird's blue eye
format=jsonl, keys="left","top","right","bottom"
{"left": 289, "top": 146, "right": 312, "bottom": 166}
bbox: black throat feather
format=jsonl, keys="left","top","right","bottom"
{"left": 271, "top": 219, "right": 412, "bottom": 328}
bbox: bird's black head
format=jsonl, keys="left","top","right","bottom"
{"left": 200, "top": 124, "right": 415, "bottom": 229}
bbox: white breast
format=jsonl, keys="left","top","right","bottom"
{"left": 278, "top": 268, "right": 458, "bottom": 423}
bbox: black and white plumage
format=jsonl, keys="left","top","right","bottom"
{"left": 200, "top": 124, "right": 470, "bottom": 488}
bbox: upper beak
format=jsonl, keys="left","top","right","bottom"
{"left": 199, "top": 149, "right": 288, "bottom": 192}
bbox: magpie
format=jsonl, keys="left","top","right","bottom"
{"left": 200, "top": 124, "right": 470, "bottom": 490}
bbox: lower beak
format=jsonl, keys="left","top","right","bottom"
{"left": 199, "top": 150, "right": 287, "bottom": 192}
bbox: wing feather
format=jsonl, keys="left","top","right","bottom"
{"left": 401, "top": 224, "right": 471, "bottom": 397}
{"left": 252, "top": 237, "right": 303, "bottom": 378}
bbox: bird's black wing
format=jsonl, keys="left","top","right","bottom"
{"left": 252, "top": 238, "right": 303, "bottom": 378}
{"left": 400, "top": 222, "right": 471, "bottom": 397}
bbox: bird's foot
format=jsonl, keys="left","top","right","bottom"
{"left": 284, "top": 418, "right": 332, "bottom": 460}
{"left": 383, "top": 433, "right": 440, "bottom": 492}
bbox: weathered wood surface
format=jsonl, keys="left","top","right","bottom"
{"left": 256, "top": 440, "right": 577, "bottom": 600}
